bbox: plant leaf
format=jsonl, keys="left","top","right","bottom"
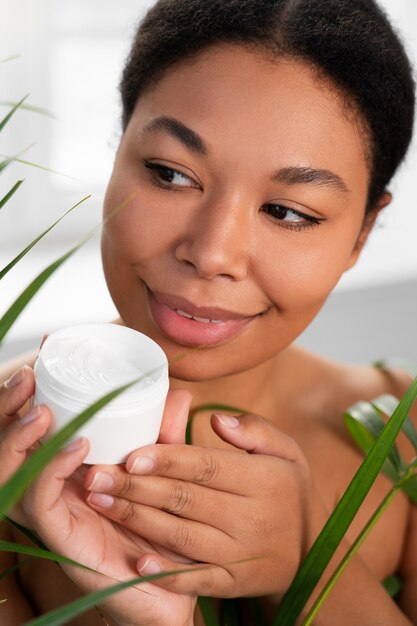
{"left": 372, "top": 394, "right": 417, "bottom": 454}
{"left": 0, "top": 95, "right": 28, "bottom": 133}
{"left": 0, "top": 144, "right": 35, "bottom": 174}
{"left": 0, "top": 180, "right": 23, "bottom": 211}
{"left": 187, "top": 403, "right": 247, "bottom": 445}
{"left": 374, "top": 358, "right": 417, "bottom": 379}
{"left": 0, "top": 371, "right": 155, "bottom": 519}
{"left": 0, "top": 101, "right": 55, "bottom": 119}
{"left": 0, "top": 195, "right": 90, "bottom": 280}
{"left": 0, "top": 541, "right": 95, "bottom": 573}
{"left": 0, "top": 241, "right": 84, "bottom": 345}
{"left": 4, "top": 516, "right": 47, "bottom": 550}
{"left": 198, "top": 597, "right": 220, "bottom": 626}
{"left": 273, "top": 375, "right": 417, "bottom": 626}
{"left": 23, "top": 564, "right": 222, "bottom": 626}
{"left": 0, "top": 54, "right": 20, "bottom": 64}
{"left": 344, "top": 399, "right": 403, "bottom": 473}
{"left": 0, "top": 153, "right": 78, "bottom": 180}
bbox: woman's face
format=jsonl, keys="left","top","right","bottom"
{"left": 102, "top": 44, "right": 372, "bottom": 381}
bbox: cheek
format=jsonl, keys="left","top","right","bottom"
{"left": 258, "top": 231, "right": 358, "bottom": 313}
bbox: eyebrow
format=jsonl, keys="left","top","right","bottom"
{"left": 273, "top": 166, "right": 350, "bottom": 194}
{"left": 142, "top": 116, "right": 208, "bottom": 155}
{"left": 142, "top": 115, "right": 349, "bottom": 193}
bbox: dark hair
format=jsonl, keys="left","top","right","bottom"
{"left": 120, "top": 0, "right": 415, "bottom": 214}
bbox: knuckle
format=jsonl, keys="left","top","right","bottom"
{"left": 197, "top": 568, "right": 215, "bottom": 595}
{"left": 165, "top": 481, "right": 193, "bottom": 515}
{"left": 119, "top": 501, "right": 136, "bottom": 525}
{"left": 194, "top": 452, "right": 218, "bottom": 484}
{"left": 118, "top": 474, "right": 136, "bottom": 498}
{"left": 168, "top": 523, "right": 196, "bottom": 553}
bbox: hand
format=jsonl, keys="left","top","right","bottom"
{"left": 84, "top": 412, "right": 322, "bottom": 599}
{"left": 20, "top": 389, "right": 197, "bottom": 626}
{"left": 0, "top": 365, "right": 53, "bottom": 523}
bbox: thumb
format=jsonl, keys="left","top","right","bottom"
{"left": 157, "top": 389, "right": 192, "bottom": 444}
{"left": 210, "top": 412, "right": 306, "bottom": 464}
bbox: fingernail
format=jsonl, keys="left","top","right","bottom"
{"left": 19, "top": 405, "right": 41, "bottom": 425}
{"left": 87, "top": 492, "right": 114, "bottom": 508}
{"left": 4, "top": 366, "right": 27, "bottom": 388}
{"left": 63, "top": 437, "right": 86, "bottom": 453}
{"left": 215, "top": 414, "right": 240, "bottom": 428}
{"left": 87, "top": 472, "right": 114, "bottom": 492}
{"left": 138, "top": 557, "right": 162, "bottom": 575}
{"left": 128, "top": 456, "right": 155, "bottom": 474}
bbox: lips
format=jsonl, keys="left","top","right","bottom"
{"left": 146, "top": 286, "right": 259, "bottom": 347}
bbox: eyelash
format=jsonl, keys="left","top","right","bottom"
{"left": 143, "top": 160, "right": 325, "bottom": 231}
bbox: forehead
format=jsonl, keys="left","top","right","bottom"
{"left": 131, "top": 44, "right": 369, "bottom": 194}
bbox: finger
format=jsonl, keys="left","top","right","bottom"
{"left": 0, "top": 366, "right": 36, "bottom": 425}
{"left": 23, "top": 437, "right": 89, "bottom": 540}
{"left": 125, "top": 442, "right": 283, "bottom": 495}
{"left": 136, "top": 553, "right": 236, "bottom": 597}
{"left": 39, "top": 333, "right": 49, "bottom": 351}
{"left": 86, "top": 493, "right": 231, "bottom": 563}
{"left": 85, "top": 468, "right": 243, "bottom": 528}
{"left": 0, "top": 404, "right": 52, "bottom": 485}
{"left": 211, "top": 413, "right": 307, "bottom": 465}
{"left": 157, "top": 389, "right": 192, "bottom": 444}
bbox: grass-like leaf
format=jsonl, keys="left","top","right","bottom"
{"left": 23, "top": 564, "right": 218, "bottom": 626}
{"left": 0, "top": 100, "right": 55, "bottom": 119}
{"left": 372, "top": 394, "right": 417, "bottom": 453}
{"left": 0, "top": 541, "right": 95, "bottom": 573}
{"left": 0, "top": 372, "right": 153, "bottom": 519}
{"left": 0, "top": 94, "right": 28, "bottom": 133}
{"left": 0, "top": 241, "right": 84, "bottom": 345}
{"left": 187, "top": 403, "right": 247, "bottom": 445}
{"left": 198, "top": 597, "right": 221, "bottom": 626}
{"left": 0, "top": 195, "right": 90, "bottom": 280}
{"left": 0, "top": 179, "right": 23, "bottom": 211}
{"left": 0, "top": 54, "right": 20, "bottom": 64}
{"left": 273, "top": 375, "right": 417, "bottom": 626}
{"left": 0, "top": 153, "right": 78, "bottom": 180}
{"left": 0, "top": 143, "right": 35, "bottom": 174}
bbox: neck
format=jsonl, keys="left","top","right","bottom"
{"left": 169, "top": 345, "right": 305, "bottom": 419}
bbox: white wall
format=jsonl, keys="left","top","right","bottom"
{"left": 1, "top": 0, "right": 416, "bottom": 347}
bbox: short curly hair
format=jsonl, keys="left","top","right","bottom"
{"left": 120, "top": 0, "right": 415, "bottom": 214}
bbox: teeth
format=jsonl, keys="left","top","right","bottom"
{"left": 176, "top": 309, "right": 193, "bottom": 319}
{"left": 175, "top": 309, "right": 223, "bottom": 324}
{"left": 193, "top": 315, "right": 212, "bottom": 324}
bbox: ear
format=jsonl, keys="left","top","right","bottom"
{"left": 345, "top": 191, "right": 392, "bottom": 271}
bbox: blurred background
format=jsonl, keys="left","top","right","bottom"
{"left": 1, "top": 0, "right": 416, "bottom": 364}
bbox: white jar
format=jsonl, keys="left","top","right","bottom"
{"left": 33, "top": 324, "right": 169, "bottom": 464}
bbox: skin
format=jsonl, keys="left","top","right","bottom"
{"left": 0, "top": 44, "right": 416, "bottom": 625}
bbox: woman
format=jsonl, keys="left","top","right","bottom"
{"left": 0, "top": 0, "right": 416, "bottom": 624}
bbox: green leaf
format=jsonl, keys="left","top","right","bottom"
{"left": 344, "top": 400, "right": 403, "bottom": 474}
{"left": 0, "top": 195, "right": 90, "bottom": 280}
{"left": 382, "top": 573, "right": 402, "bottom": 598}
{"left": 0, "top": 101, "right": 56, "bottom": 119}
{"left": 23, "top": 564, "right": 219, "bottom": 626}
{"left": 0, "top": 541, "right": 95, "bottom": 573}
{"left": 0, "top": 241, "right": 84, "bottom": 346}
{"left": 374, "top": 358, "right": 417, "bottom": 379}
{"left": 0, "top": 144, "right": 35, "bottom": 174}
{"left": 4, "top": 516, "right": 47, "bottom": 550}
{"left": 187, "top": 403, "right": 247, "bottom": 445}
{"left": 0, "top": 94, "right": 28, "bottom": 133}
{"left": 198, "top": 597, "right": 220, "bottom": 626}
{"left": 0, "top": 153, "right": 78, "bottom": 180}
{"left": 0, "top": 54, "right": 20, "bottom": 64}
{"left": 220, "top": 599, "right": 239, "bottom": 626}
{"left": 373, "top": 394, "right": 417, "bottom": 454}
{"left": 273, "top": 375, "right": 417, "bottom": 626}
{"left": 0, "top": 179, "right": 23, "bottom": 210}
{"left": 0, "top": 371, "right": 153, "bottom": 519}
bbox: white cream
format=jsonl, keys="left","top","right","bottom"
{"left": 44, "top": 336, "right": 151, "bottom": 394}
{"left": 34, "top": 324, "right": 169, "bottom": 464}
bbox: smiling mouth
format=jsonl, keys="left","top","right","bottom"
{"left": 145, "top": 285, "right": 262, "bottom": 347}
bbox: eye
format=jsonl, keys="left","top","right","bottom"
{"left": 144, "top": 161, "right": 200, "bottom": 190}
{"left": 263, "top": 203, "right": 324, "bottom": 230}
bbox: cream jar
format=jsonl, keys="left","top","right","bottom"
{"left": 33, "top": 324, "right": 169, "bottom": 464}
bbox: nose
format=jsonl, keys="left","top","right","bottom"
{"left": 175, "top": 193, "right": 252, "bottom": 281}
